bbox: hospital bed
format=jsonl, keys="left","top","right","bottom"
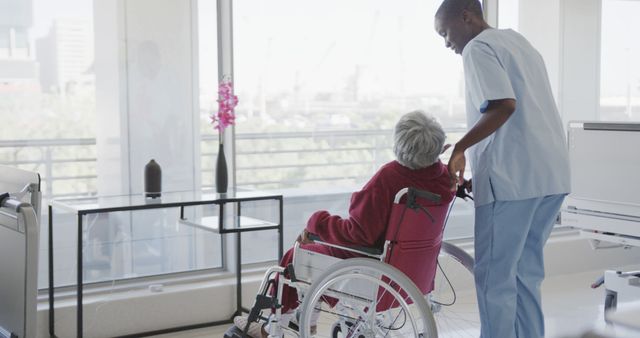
{"left": 0, "top": 166, "right": 41, "bottom": 338}
{"left": 561, "top": 122, "right": 640, "bottom": 323}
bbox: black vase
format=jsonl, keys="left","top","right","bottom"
{"left": 215, "top": 144, "right": 228, "bottom": 193}
{"left": 144, "top": 159, "right": 162, "bottom": 198}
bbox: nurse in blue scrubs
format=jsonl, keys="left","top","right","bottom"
{"left": 434, "top": 1, "right": 571, "bottom": 337}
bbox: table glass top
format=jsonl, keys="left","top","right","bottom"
{"left": 50, "top": 189, "right": 281, "bottom": 213}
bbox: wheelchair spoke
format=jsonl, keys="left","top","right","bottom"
{"left": 298, "top": 258, "right": 437, "bottom": 338}
{"left": 430, "top": 247, "right": 480, "bottom": 338}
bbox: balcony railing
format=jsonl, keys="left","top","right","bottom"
{"left": 1, "top": 128, "right": 464, "bottom": 199}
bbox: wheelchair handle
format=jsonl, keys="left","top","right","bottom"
{"left": 307, "top": 233, "right": 384, "bottom": 257}
{"left": 456, "top": 183, "right": 473, "bottom": 200}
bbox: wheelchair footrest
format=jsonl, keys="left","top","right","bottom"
{"left": 248, "top": 294, "right": 280, "bottom": 323}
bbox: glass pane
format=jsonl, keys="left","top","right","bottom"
{"left": 234, "top": 0, "right": 464, "bottom": 190}
{"left": 1, "top": 0, "right": 100, "bottom": 288}
{"left": 0, "top": 27, "right": 9, "bottom": 49}
{"left": 600, "top": 0, "right": 640, "bottom": 121}
{"left": 498, "top": 0, "right": 519, "bottom": 30}
{"left": 233, "top": 0, "right": 470, "bottom": 258}
{"left": 14, "top": 28, "right": 29, "bottom": 48}
{"left": 198, "top": 0, "right": 220, "bottom": 189}
{"left": 0, "top": 0, "right": 224, "bottom": 288}
{"left": 50, "top": 207, "right": 222, "bottom": 287}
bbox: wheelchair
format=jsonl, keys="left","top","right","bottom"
{"left": 226, "top": 186, "right": 477, "bottom": 338}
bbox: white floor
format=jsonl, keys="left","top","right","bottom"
{"left": 150, "top": 268, "right": 639, "bottom": 338}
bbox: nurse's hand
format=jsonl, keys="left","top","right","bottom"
{"left": 447, "top": 147, "right": 466, "bottom": 191}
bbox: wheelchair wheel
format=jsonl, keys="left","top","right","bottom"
{"left": 429, "top": 242, "right": 480, "bottom": 337}
{"left": 299, "top": 258, "right": 437, "bottom": 338}
{"left": 330, "top": 320, "right": 364, "bottom": 338}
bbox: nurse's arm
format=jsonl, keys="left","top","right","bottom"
{"left": 456, "top": 98, "right": 516, "bottom": 151}
{"left": 448, "top": 98, "right": 516, "bottom": 188}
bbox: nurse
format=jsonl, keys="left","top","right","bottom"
{"left": 434, "top": 1, "right": 570, "bottom": 337}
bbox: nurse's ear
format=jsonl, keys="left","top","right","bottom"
{"left": 441, "top": 143, "right": 452, "bottom": 154}
{"left": 461, "top": 9, "right": 469, "bottom": 23}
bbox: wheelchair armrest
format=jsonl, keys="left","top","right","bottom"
{"left": 307, "top": 233, "right": 384, "bottom": 257}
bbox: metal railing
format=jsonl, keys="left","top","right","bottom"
{"left": 1, "top": 128, "right": 465, "bottom": 199}
{"left": 0, "top": 138, "right": 97, "bottom": 198}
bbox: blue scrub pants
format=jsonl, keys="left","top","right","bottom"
{"left": 474, "top": 194, "right": 565, "bottom": 338}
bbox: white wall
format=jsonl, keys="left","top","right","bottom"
{"left": 518, "top": 0, "right": 561, "bottom": 101}
{"left": 494, "top": 0, "right": 601, "bottom": 126}
{"left": 559, "top": 0, "right": 602, "bottom": 124}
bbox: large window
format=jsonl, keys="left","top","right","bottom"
{"left": 232, "top": 0, "right": 473, "bottom": 249}
{"left": 497, "top": 0, "right": 519, "bottom": 30}
{"left": 1, "top": 0, "right": 225, "bottom": 289}
{"left": 1, "top": 0, "right": 478, "bottom": 289}
{"left": 600, "top": 0, "right": 640, "bottom": 121}
{"left": 233, "top": 0, "right": 466, "bottom": 191}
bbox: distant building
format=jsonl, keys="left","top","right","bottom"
{"left": 0, "top": 0, "right": 39, "bottom": 91}
{"left": 36, "top": 19, "right": 94, "bottom": 94}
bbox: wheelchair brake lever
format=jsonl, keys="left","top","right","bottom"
{"left": 456, "top": 184, "right": 473, "bottom": 201}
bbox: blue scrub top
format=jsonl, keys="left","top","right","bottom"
{"left": 462, "top": 28, "right": 570, "bottom": 207}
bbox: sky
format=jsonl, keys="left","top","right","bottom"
{"left": 31, "top": 0, "right": 92, "bottom": 38}
{"left": 25, "top": 0, "right": 639, "bottom": 99}
{"left": 229, "top": 0, "right": 463, "bottom": 97}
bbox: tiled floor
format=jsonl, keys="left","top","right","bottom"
{"left": 151, "top": 267, "right": 640, "bottom": 338}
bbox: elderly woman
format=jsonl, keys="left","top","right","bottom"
{"left": 234, "top": 110, "right": 455, "bottom": 338}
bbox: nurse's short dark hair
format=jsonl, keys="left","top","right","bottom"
{"left": 436, "top": 0, "right": 483, "bottom": 20}
{"left": 393, "top": 110, "right": 446, "bottom": 169}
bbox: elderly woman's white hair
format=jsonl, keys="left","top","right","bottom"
{"left": 393, "top": 110, "right": 446, "bottom": 169}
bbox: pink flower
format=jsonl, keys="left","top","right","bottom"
{"left": 218, "top": 81, "right": 233, "bottom": 97}
{"left": 211, "top": 77, "right": 238, "bottom": 133}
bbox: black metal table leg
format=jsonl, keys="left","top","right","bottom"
{"left": 48, "top": 205, "right": 55, "bottom": 337}
{"left": 236, "top": 202, "right": 242, "bottom": 316}
{"left": 278, "top": 197, "right": 283, "bottom": 260}
{"left": 236, "top": 232, "right": 242, "bottom": 317}
{"left": 77, "top": 213, "right": 83, "bottom": 338}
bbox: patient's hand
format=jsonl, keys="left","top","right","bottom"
{"left": 296, "top": 229, "right": 315, "bottom": 245}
